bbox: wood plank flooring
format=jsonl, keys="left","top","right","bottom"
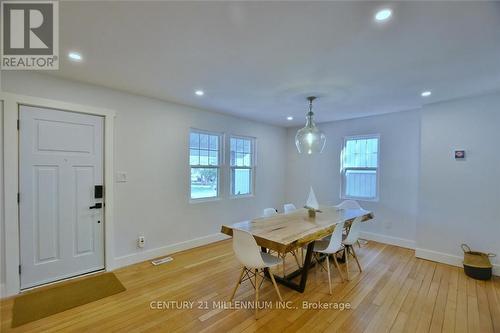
{"left": 1, "top": 240, "right": 499, "bottom": 332}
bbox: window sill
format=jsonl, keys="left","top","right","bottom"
{"left": 341, "top": 195, "right": 379, "bottom": 203}
{"left": 189, "top": 197, "right": 221, "bottom": 204}
{"left": 229, "top": 194, "right": 255, "bottom": 200}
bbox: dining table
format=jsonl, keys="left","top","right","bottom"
{"left": 220, "top": 206, "right": 374, "bottom": 293}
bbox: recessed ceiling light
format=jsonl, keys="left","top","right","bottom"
{"left": 375, "top": 8, "right": 392, "bottom": 22}
{"left": 421, "top": 91, "right": 432, "bottom": 97}
{"left": 195, "top": 90, "right": 204, "bottom": 96}
{"left": 68, "top": 51, "right": 82, "bottom": 61}
{"left": 287, "top": 116, "right": 294, "bottom": 121}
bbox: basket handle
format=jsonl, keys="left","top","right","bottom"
{"left": 461, "top": 244, "right": 471, "bottom": 253}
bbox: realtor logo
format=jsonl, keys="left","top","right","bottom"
{"left": 1, "top": 1, "right": 59, "bottom": 69}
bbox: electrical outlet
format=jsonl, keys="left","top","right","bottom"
{"left": 138, "top": 236, "right": 145, "bottom": 248}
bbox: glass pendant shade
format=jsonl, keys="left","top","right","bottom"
{"left": 295, "top": 97, "right": 326, "bottom": 154}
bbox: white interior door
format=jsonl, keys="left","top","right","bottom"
{"left": 19, "top": 105, "right": 104, "bottom": 289}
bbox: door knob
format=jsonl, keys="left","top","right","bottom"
{"left": 89, "top": 203, "right": 103, "bottom": 209}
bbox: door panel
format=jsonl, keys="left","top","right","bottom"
{"left": 74, "top": 166, "right": 95, "bottom": 255}
{"left": 20, "top": 105, "right": 104, "bottom": 289}
{"left": 34, "top": 165, "right": 60, "bottom": 263}
{"left": 37, "top": 119, "right": 94, "bottom": 154}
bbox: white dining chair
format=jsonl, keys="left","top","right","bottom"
{"left": 283, "top": 203, "right": 297, "bottom": 214}
{"left": 262, "top": 206, "right": 300, "bottom": 276}
{"left": 263, "top": 208, "right": 278, "bottom": 217}
{"left": 342, "top": 216, "right": 363, "bottom": 280}
{"left": 283, "top": 203, "right": 306, "bottom": 266}
{"left": 335, "top": 200, "right": 364, "bottom": 248}
{"left": 261, "top": 208, "right": 278, "bottom": 254}
{"left": 334, "top": 200, "right": 362, "bottom": 210}
{"left": 313, "top": 221, "right": 345, "bottom": 294}
{"left": 230, "top": 229, "right": 283, "bottom": 318}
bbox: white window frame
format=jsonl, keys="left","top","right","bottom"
{"left": 340, "top": 134, "right": 380, "bottom": 202}
{"left": 189, "top": 129, "right": 224, "bottom": 203}
{"left": 229, "top": 135, "right": 256, "bottom": 198}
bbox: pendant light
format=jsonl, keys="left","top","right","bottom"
{"left": 295, "top": 96, "right": 326, "bottom": 154}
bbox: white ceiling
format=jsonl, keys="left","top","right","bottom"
{"left": 51, "top": 1, "right": 500, "bottom": 126}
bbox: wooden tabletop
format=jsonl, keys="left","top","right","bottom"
{"left": 221, "top": 206, "right": 373, "bottom": 253}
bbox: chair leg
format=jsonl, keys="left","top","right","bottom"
{"left": 313, "top": 253, "right": 318, "bottom": 283}
{"left": 344, "top": 247, "right": 350, "bottom": 280}
{"left": 292, "top": 251, "right": 301, "bottom": 269}
{"left": 282, "top": 254, "right": 286, "bottom": 277}
{"left": 255, "top": 269, "right": 259, "bottom": 318}
{"left": 230, "top": 267, "right": 246, "bottom": 301}
{"left": 313, "top": 253, "right": 326, "bottom": 272}
{"left": 350, "top": 245, "right": 362, "bottom": 272}
{"left": 326, "top": 255, "right": 332, "bottom": 295}
{"left": 332, "top": 254, "right": 344, "bottom": 282}
{"left": 269, "top": 271, "right": 283, "bottom": 301}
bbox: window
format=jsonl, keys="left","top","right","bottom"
{"left": 341, "top": 135, "right": 379, "bottom": 200}
{"left": 189, "top": 130, "right": 222, "bottom": 200}
{"left": 230, "top": 136, "right": 255, "bottom": 196}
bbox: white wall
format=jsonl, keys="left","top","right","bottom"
{"left": 416, "top": 93, "right": 500, "bottom": 272}
{"left": 285, "top": 110, "right": 420, "bottom": 249}
{"left": 1, "top": 72, "right": 287, "bottom": 274}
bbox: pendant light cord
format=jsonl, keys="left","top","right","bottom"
{"left": 307, "top": 96, "right": 316, "bottom": 117}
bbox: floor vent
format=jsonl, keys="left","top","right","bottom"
{"left": 151, "top": 257, "right": 173, "bottom": 266}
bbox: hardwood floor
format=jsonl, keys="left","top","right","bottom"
{"left": 1, "top": 240, "right": 499, "bottom": 332}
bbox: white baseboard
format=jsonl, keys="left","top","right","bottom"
{"left": 113, "top": 233, "right": 230, "bottom": 269}
{"left": 416, "top": 248, "right": 500, "bottom": 276}
{"left": 360, "top": 231, "right": 416, "bottom": 250}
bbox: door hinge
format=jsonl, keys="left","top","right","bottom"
{"left": 17, "top": 193, "right": 20, "bottom": 204}
{"left": 19, "top": 265, "right": 21, "bottom": 275}
{"left": 17, "top": 119, "right": 19, "bottom": 130}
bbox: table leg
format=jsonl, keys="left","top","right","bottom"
{"left": 262, "top": 243, "right": 314, "bottom": 293}
{"left": 298, "top": 242, "right": 314, "bottom": 292}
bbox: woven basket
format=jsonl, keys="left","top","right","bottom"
{"left": 461, "top": 244, "right": 495, "bottom": 280}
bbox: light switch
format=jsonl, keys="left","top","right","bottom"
{"left": 116, "top": 172, "right": 127, "bottom": 183}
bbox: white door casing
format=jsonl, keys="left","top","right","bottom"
{"left": 19, "top": 105, "right": 105, "bottom": 289}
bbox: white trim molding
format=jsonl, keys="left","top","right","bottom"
{"left": 0, "top": 92, "right": 116, "bottom": 297}
{"left": 416, "top": 247, "right": 500, "bottom": 277}
{"left": 360, "top": 231, "right": 416, "bottom": 250}
{"left": 114, "top": 233, "right": 230, "bottom": 268}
